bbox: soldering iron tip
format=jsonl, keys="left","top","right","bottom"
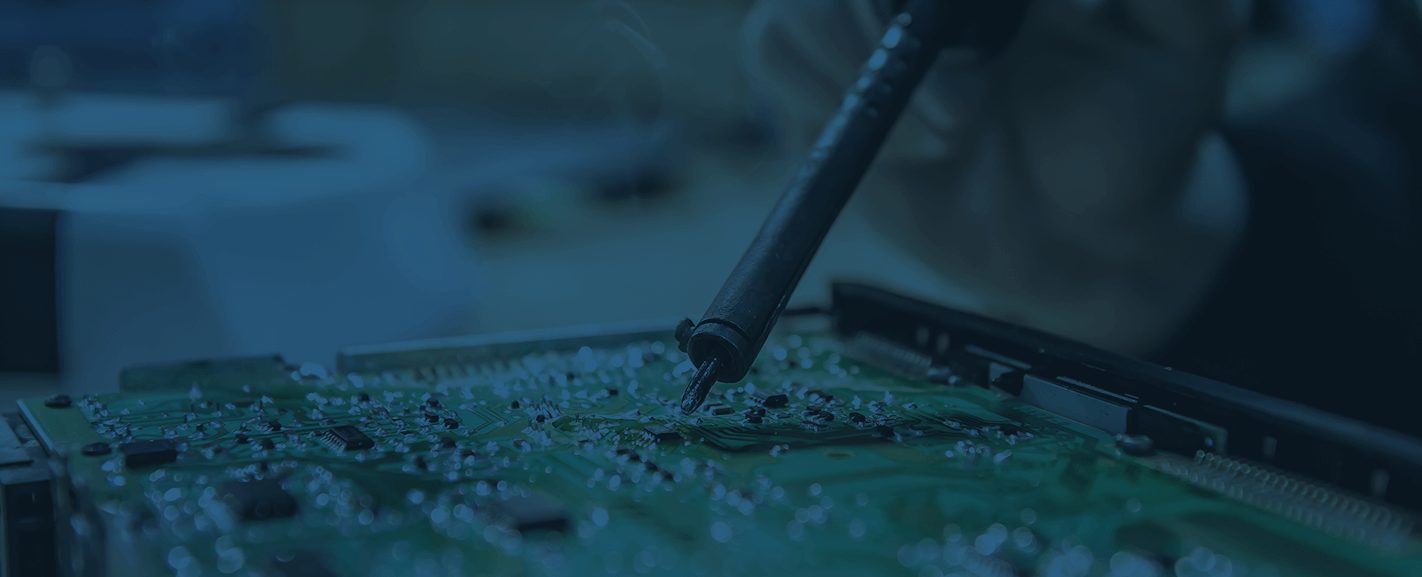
{"left": 679, "top": 358, "right": 720, "bottom": 414}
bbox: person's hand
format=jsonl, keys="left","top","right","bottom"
{"left": 744, "top": 0, "right": 1250, "bottom": 352}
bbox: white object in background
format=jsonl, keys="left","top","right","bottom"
{"left": 0, "top": 93, "right": 478, "bottom": 393}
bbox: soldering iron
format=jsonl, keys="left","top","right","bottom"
{"left": 677, "top": 0, "right": 1029, "bottom": 413}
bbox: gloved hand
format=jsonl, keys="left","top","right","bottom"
{"left": 744, "top": 0, "right": 1251, "bottom": 352}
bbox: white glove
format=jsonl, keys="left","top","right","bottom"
{"left": 745, "top": 0, "right": 1251, "bottom": 352}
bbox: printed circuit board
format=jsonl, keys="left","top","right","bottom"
{"left": 18, "top": 326, "right": 1421, "bottom": 577}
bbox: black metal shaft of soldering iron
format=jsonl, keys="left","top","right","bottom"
{"left": 678, "top": 0, "right": 1027, "bottom": 413}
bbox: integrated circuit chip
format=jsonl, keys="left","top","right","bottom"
{"left": 220, "top": 478, "right": 298, "bottom": 521}
{"left": 762, "top": 393, "right": 789, "bottom": 408}
{"left": 321, "top": 426, "right": 374, "bottom": 452}
{"left": 644, "top": 425, "right": 681, "bottom": 442}
{"left": 118, "top": 439, "right": 177, "bottom": 468}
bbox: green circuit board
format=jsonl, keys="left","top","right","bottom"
{"left": 19, "top": 328, "right": 1422, "bottom": 577}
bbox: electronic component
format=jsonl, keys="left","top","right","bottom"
{"left": 118, "top": 439, "right": 177, "bottom": 468}
{"left": 705, "top": 404, "right": 733, "bottom": 416}
{"left": 0, "top": 418, "right": 55, "bottom": 577}
{"left": 220, "top": 478, "right": 299, "bottom": 521}
{"left": 321, "top": 425, "right": 374, "bottom": 452}
{"left": 494, "top": 492, "right": 568, "bottom": 534}
{"left": 644, "top": 425, "right": 681, "bottom": 442}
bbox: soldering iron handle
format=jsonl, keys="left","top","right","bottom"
{"left": 685, "top": 0, "right": 1027, "bottom": 384}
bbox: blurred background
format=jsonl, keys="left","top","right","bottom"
{"left": 2, "top": 0, "right": 1421, "bottom": 433}
{"left": 1, "top": 0, "right": 970, "bottom": 402}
